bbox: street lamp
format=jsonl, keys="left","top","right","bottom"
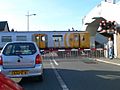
{"left": 26, "top": 11, "right": 36, "bottom": 31}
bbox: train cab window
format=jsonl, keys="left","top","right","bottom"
{"left": 1, "top": 36, "right": 12, "bottom": 42}
{"left": 52, "top": 35, "right": 63, "bottom": 42}
{"left": 16, "top": 36, "right": 27, "bottom": 41}
{"left": 41, "top": 36, "right": 45, "bottom": 41}
{"left": 81, "top": 35, "right": 85, "bottom": 41}
{"left": 35, "top": 35, "right": 45, "bottom": 42}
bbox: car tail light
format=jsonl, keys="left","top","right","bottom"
{"left": 35, "top": 54, "right": 42, "bottom": 64}
{"left": 0, "top": 56, "right": 3, "bottom": 65}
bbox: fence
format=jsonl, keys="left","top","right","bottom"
{"left": 42, "top": 48, "right": 107, "bottom": 61}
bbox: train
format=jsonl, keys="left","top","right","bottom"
{"left": 0, "top": 31, "right": 90, "bottom": 50}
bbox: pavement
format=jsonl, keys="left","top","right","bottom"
{"left": 95, "top": 57, "right": 120, "bottom": 66}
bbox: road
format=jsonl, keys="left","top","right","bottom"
{"left": 19, "top": 56, "right": 120, "bottom": 90}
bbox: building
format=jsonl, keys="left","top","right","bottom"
{"left": 81, "top": 0, "right": 120, "bottom": 58}
{"left": 0, "top": 21, "right": 10, "bottom": 32}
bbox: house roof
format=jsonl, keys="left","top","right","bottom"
{"left": 0, "top": 21, "right": 10, "bottom": 31}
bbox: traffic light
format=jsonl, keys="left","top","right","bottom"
{"left": 106, "top": 21, "right": 112, "bottom": 29}
{"left": 100, "top": 20, "right": 107, "bottom": 30}
{"left": 111, "top": 21, "right": 116, "bottom": 30}
{"left": 100, "top": 20, "right": 116, "bottom": 31}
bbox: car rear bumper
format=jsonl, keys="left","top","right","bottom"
{"left": 0, "top": 64, "right": 43, "bottom": 78}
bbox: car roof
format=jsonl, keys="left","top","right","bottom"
{"left": 6, "top": 41, "right": 36, "bottom": 44}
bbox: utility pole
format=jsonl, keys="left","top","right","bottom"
{"left": 26, "top": 11, "right": 36, "bottom": 31}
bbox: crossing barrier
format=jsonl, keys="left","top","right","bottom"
{"left": 42, "top": 48, "right": 107, "bottom": 60}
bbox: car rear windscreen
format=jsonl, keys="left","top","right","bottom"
{"left": 3, "top": 43, "right": 37, "bottom": 55}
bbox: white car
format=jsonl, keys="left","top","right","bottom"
{"left": 0, "top": 41, "right": 43, "bottom": 81}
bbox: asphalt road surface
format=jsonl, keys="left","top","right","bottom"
{"left": 19, "top": 57, "right": 120, "bottom": 90}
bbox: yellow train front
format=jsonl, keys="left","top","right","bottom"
{"left": 33, "top": 31, "right": 90, "bottom": 50}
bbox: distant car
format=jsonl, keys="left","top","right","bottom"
{"left": 0, "top": 72, "right": 23, "bottom": 90}
{"left": 0, "top": 41, "right": 43, "bottom": 81}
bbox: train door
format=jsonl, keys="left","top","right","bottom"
{"left": 69, "top": 33, "right": 80, "bottom": 48}
{"left": 52, "top": 35, "right": 63, "bottom": 48}
{"left": 73, "top": 33, "right": 80, "bottom": 48}
{"left": 34, "top": 34, "right": 48, "bottom": 49}
{"left": 80, "top": 33, "right": 90, "bottom": 48}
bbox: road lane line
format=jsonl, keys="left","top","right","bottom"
{"left": 96, "top": 59, "right": 120, "bottom": 66}
{"left": 53, "top": 59, "right": 59, "bottom": 66}
{"left": 51, "top": 52, "right": 59, "bottom": 65}
{"left": 50, "top": 60, "right": 69, "bottom": 90}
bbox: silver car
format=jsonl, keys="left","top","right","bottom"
{"left": 0, "top": 41, "right": 43, "bottom": 81}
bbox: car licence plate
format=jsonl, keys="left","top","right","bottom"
{"left": 11, "top": 70, "right": 29, "bottom": 75}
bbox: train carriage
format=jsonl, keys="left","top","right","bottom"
{"left": 0, "top": 31, "right": 90, "bottom": 50}
{"left": 33, "top": 31, "right": 90, "bottom": 49}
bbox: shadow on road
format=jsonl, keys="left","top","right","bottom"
{"left": 19, "top": 68, "right": 120, "bottom": 90}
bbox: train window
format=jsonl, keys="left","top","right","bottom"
{"left": 81, "top": 35, "right": 85, "bottom": 41}
{"left": 1, "top": 36, "right": 12, "bottom": 42}
{"left": 74, "top": 35, "right": 79, "bottom": 41}
{"left": 16, "top": 36, "right": 27, "bottom": 41}
{"left": 35, "top": 35, "right": 45, "bottom": 42}
{"left": 52, "top": 35, "right": 63, "bottom": 42}
{"left": 41, "top": 36, "right": 45, "bottom": 41}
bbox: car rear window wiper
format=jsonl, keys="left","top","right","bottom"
{"left": 17, "top": 54, "right": 23, "bottom": 58}
{"left": 13, "top": 53, "right": 23, "bottom": 58}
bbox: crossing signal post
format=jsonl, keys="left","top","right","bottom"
{"left": 100, "top": 21, "right": 107, "bottom": 30}
{"left": 100, "top": 20, "right": 116, "bottom": 33}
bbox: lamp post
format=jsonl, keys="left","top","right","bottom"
{"left": 26, "top": 11, "right": 36, "bottom": 31}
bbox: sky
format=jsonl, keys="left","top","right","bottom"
{"left": 0, "top": 0, "right": 104, "bottom": 31}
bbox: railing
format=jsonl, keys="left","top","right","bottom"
{"left": 42, "top": 48, "right": 107, "bottom": 61}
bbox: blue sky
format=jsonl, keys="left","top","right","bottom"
{"left": 0, "top": 0, "right": 103, "bottom": 31}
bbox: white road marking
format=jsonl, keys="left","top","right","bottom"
{"left": 53, "top": 59, "right": 59, "bottom": 66}
{"left": 50, "top": 60, "right": 69, "bottom": 90}
{"left": 96, "top": 59, "right": 120, "bottom": 66}
{"left": 51, "top": 52, "right": 59, "bottom": 65}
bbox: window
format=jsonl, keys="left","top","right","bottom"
{"left": 3, "top": 43, "right": 36, "bottom": 55}
{"left": 81, "top": 35, "right": 85, "bottom": 41}
{"left": 1, "top": 36, "right": 12, "bottom": 42}
{"left": 52, "top": 35, "right": 63, "bottom": 42}
{"left": 41, "top": 36, "right": 45, "bottom": 41}
{"left": 74, "top": 34, "right": 79, "bottom": 41}
{"left": 3, "top": 44, "right": 12, "bottom": 55}
{"left": 16, "top": 36, "right": 27, "bottom": 41}
{"left": 35, "top": 35, "right": 45, "bottom": 42}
